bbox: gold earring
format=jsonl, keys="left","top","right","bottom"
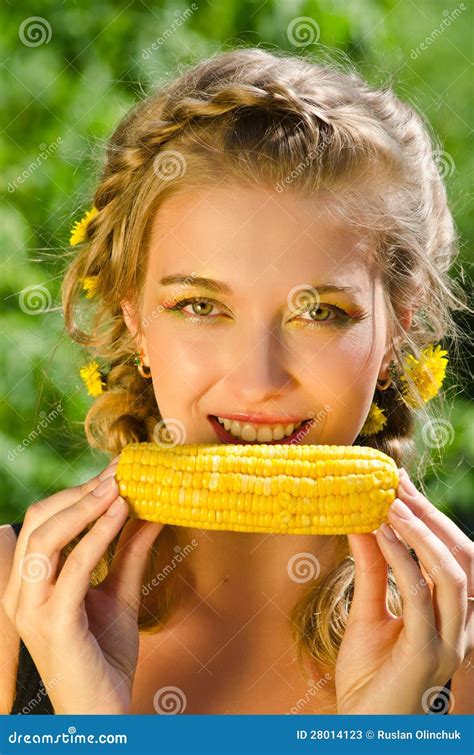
{"left": 376, "top": 375, "right": 392, "bottom": 391}
{"left": 133, "top": 350, "right": 152, "bottom": 379}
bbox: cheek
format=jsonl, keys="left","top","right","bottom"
{"left": 146, "top": 326, "right": 212, "bottom": 417}
{"left": 303, "top": 334, "right": 384, "bottom": 445}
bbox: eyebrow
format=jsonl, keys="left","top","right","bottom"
{"left": 159, "top": 275, "right": 360, "bottom": 296}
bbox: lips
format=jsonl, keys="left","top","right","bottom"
{"left": 208, "top": 415, "right": 313, "bottom": 445}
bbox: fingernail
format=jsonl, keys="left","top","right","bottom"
{"left": 389, "top": 497, "right": 414, "bottom": 520}
{"left": 398, "top": 468, "right": 418, "bottom": 496}
{"left": 106, "top": 496, "right": 126, "bottom": 517}
{"left": 380, "top": 522, "right": 398, "bottom": 542}
{"left": 93, "top": 476, "right": 117, "bottom": 497}
{"left": 98, "top": 462, "right": 119, "bottom": 481}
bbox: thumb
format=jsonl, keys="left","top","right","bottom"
{"left": 102, "top": 517, "right": 165, "bottom": 612}
{"left": 347, "top": 532, "right": 390, "bottom": 623}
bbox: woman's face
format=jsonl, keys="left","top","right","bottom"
{"left": 123, "top": 184, "right": 393, "bottom": 446}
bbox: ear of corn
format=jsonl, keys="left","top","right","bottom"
{"left": 115, "top": 442, "right": 399, "bottom": 535}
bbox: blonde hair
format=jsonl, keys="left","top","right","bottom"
{"left": 60, "top": 47, "right": 468, "bottom": 671}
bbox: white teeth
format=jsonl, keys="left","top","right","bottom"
{"left": 216, "top": 416, "right": 304, "bottom": 441}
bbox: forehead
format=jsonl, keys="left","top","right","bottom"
{"left": 147, "top": 185, "right": 375, "bottom": 290}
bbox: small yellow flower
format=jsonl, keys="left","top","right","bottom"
{"left": 360, "top": 402, "right": 387, "bottom": 436}
{"left": 70, "top": 206, "right": 99, "bottom": 246}
{"left": 79, "top": 360, "right": 105, "bottom": 397}
{"left": 400, "top": 344, "right": 448, "bottom": 408}
{"left": 81, "top": 276, "right": 98, "bottom": 299}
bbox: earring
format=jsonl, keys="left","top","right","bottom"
{"left": 360, "top": 369, "right": 392, "bottom": 436}
{"left": 375, "top": 375, "right": 392, "bottom": 391}
{"left": 133, "top": 350, "right": 152, "bottom": 379}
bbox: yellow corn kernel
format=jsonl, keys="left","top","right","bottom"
{"left": 115, "top": 442, "right": 399, "bottom": 535}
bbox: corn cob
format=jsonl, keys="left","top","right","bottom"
{"left": 115, "top": 442, "right": 399, "bottom": 535}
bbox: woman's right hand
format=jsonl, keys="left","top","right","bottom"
{"left": 1, "top": 457, "right": 164, "bottom": 714}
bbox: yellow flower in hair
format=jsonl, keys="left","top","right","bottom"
{"left": 81, "top": 276, "right": 98, "bottom": 299}
{"left": 400, "top": 344, "right": 448, "bottom": 408}
{"left": 70, "top": 206, "right": 98, "bottom": 246}
{"left": 360, "top": 402, "right": 387, "bottom": 436}
{"left": 79, "top": 360, "right": 105, "bottom": 397}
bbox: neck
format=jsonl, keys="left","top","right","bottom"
{"left": 175, "top": 528, "right": 346, "bottom": 616}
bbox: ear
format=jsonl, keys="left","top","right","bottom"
{"left": 121, "top": 298, "right": 150, "bottom": 366}
{"left": 381, "top": 307, "right": 415, "bottom": 379}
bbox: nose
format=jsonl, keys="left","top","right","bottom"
{"left": 223, "top": 327, "right": 295, "bottom": 402}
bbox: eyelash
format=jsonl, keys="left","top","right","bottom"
{"left": 165, "top": 296, "right": 362, "bottom": 326}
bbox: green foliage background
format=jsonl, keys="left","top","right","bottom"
{"left": 1, "top": 0, "right": 472, "bottom": 533}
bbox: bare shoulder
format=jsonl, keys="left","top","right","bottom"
{"left": 0, "top": 524, "right": 21, "bottom": 714}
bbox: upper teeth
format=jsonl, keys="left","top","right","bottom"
{"left": 216, "top": 416, "right": 304, "bottom": 442}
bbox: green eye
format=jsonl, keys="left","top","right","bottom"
{"left": 305, "top": 306, "right": 333, "bottom": 321}
{"left": 167, "top": 297, "right": 223, "bottom": 320}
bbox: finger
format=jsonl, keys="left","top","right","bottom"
{"left": 3, "top": 458, "right": 120, "bottom": 617}
{"left": 387, "top": 497, "right": 468, "bottom": 650}
{"left": 347, "top": 533, "right": 390, "bottom": 623}
{"left": 100, "top": 518, "right": 165, "bottom": 613}
{"left": 17, "top": 476, "right": 122, "bottom": 610}
{"left": 52, "top": 496, "right": 131, "bottom": 610}
{"left": 398, "top": 468, "right": 474, "bottom": 584}
{"left": 375, "top": 521, "right": 437, "bottom": 643}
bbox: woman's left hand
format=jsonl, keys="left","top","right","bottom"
{"left": 336, "top": 468, "right": 473, "bottom": 714}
